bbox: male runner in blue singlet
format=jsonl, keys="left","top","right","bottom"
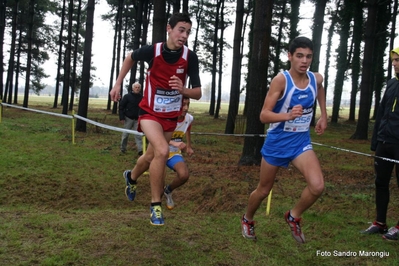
{"left": 241, "top": 36, "right": 328, "bottom": 243}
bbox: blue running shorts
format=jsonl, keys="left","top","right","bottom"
{"left": 166, "top": 155, "right": 185, "bottom": 170}
{"left": 262, "top": 143, "right": 313, "bottom": 168}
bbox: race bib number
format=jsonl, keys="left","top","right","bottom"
{"left": 283, "top": 107, "right": 313, "bottom": 132}
{"left": 169, "top": 131, "right": 184, "bottom": 155}
{"left": 154, "top": 88, "right": 182, "bottom": 113}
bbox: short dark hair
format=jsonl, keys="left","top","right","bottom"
{"left": 168, "top": 13, "right": 192, "bottom": 28}
{"left": 288, "top": 36, "right": 313, "bottom": 54}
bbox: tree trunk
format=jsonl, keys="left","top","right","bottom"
{"left": 371, "top": 1, "right": 391, "bottom": 120}
{"left": 208, "top": 0, "right": 221, "bottom": 116}
{"left": 128, "top": 0, "right": 145, "bottom": 86}
{"left": 4, "top": 0, "right": 18, "bottom": 104}
{"left": 62, "top": 0, "right": 74, "bottom": 114}
{"left": 14, "top": 28, "right": 22, "bottom": 104}
{"left": 331, "top": 0, "right": 353, "bottom": 123}
{"left": 225, "top": 0, "right": 244, "bottom": 134}
{"left": 192, "top": 0, "right": 203, "bottom": 54}
{"left": 69, "top": 0, "right": 82, "bottom": 111}
{"left": 272, "top": 0, "right": 286, "bottom": 78}
{"left": 323, "top": 8, "right": 338, "bottom": 104}
{"left": 310, "top": 0, "right": 326, "bottom": 73}
{"left": 348, "top": 0, "right": 362, "bottom": 122}
{"left": 53, "top": 0, "right": 66, "bottom": 109}
{"left": 152, "top": 0, "right": 166, "bottom": 43}
{"left": 239, "top": 0, "right": 272, "bottom": 166}
{"left": 0, "top": 0, "right": 6, "bottom": 100}
{"left": 182, "top": 0, "right": 189, "bottom": 13}
{"left": 214, "top": 0, "right": 225, "bottom": 119}
{"left": 387, "top": 0, "right": 398, "bottom": 80}
{"left": 309, "top": 0, "right": 327, "bottom": 126}
{"left": 350, "top": 0, "right": 378, "bottom": 140}
{"left": 107, "top": 3, "right": 120, "bottom": 111}
{"left": 172, "top": 0, "right": 180, "bottom": 13}
{"left": 22, "top": 0, "right": 35, "bottom": 108}
{"left": 139, "top": 2, "right": 150, "bottom": 86}
{"left": 76, "top": 0, "right": 95, "bottom": 132}
{"left": 289, "top": 0, "right": 300, "bottom": 40}
{"left": 112, "top": 0, "right": 125, "bottom": 115}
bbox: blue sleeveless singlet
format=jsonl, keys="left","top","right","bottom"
{"left": 261, "top": 70, "right": 317, "bottom": 167}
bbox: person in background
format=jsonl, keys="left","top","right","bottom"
{"left": 241, "top": 36, "right": 328, "bottom": 243}
{"left": 119, "top": 82, "right": 143, "bottom": 156}
{"left": 361, "top": 47, "right": 399, "bottom": 241}
{"left": 109, "top": 12, "right": 201, "bottom": 226}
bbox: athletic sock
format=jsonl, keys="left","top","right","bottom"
{"left": 151, "top": 202, "right": 162, "bottom": 207}
{"left": 376, "top": 221, "right": 386, "bottom": 227}
{"left": 288, "top": 211, "right": 296, "bottom": 222}
{"left": 126, "top": 172, "right": 137, "bottom": 185}
{"left": 242, "top": 215, "right": 252, "bottom": 223}
{"left": 164, "top": 184, "right": 172, "bottom": 194}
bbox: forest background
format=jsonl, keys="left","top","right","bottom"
{"left": 1, "top": 0, "right": 399, "bottom": 165}
{"left": 2, "top": 1, "right": 399, "bottom": 264}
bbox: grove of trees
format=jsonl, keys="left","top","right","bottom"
{"left": 1, "top": 0, "right": 398, "bottom": 165}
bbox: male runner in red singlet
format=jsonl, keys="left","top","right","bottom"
{"left": 110, "top": 13, "right": 201, "bottom": 226}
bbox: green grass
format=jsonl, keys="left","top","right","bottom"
{"left": 0, "top": 96, "right": 398, "bottom": 265}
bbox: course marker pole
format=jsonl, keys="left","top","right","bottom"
{"left": 72, "top": 110, "right": 76, "bottom": 145}
{"left": 266, "top": 189, "right": 272, "bottom": 216}
{"left": 142, "top": 135, "right": 147, "bottom": 152}
{"left": 142, "top": 136, "right": 149, "bottom": 175}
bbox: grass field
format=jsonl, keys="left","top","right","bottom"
{"left": 0, "top": 96, "right": 398, "bottom": 265}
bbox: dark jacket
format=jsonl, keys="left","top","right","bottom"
{"left": 371, "top": 77, "right": 399, "bottom": 151}
{"left": 119, "top": 91, "right": 142, "bottom": 120}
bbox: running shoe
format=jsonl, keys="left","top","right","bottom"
{"left": 241, "top": 215, "right": 256, "bottom": 240}
{"left": 150, "top": 205, "right": 164, "bottom": 226}
{"left": 285, "top": 211, "right": 305, "bottom": 243}
{"left": 164, "top": 187, "right": 175, "bottom": 210}
{"left": 123, "top": 170, "right": 136, "bottom": 201}
{"left": 361, "top": 221, "right": 388, "bottom": 234}
{"left": 382, "top": 226, "right": 399, "bottom": 241}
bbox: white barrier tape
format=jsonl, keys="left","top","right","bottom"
{"left": 192, "top": 132, "right": 267, "bottom": 137}
{"left": 312, "top": 141, "right": 399, "bottom": 164}
{"left": 1, "top": 102, "right": 143, "bottom": 136}
{"left": 1, "top": 102, "right": 73, "bottom": 119}
{"left": 2, "top": 102, "right": 398, "bottom": 164}
{"left": 74, "top": 114, "right": 144, "bottom": 136}
{"left": 192, "top": 132, "right": 399, "bottom": 165}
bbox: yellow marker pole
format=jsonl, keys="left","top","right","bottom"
{"left": 71, "top": 110, "right": 76, "bottom": 145}
{"left": 142, "top": 135, "right": 147, "bottom": 152}
{"left": 266, "top": 189, "right": 272, "bottom": 216}
{"left": 142, "top": 135, "right": 149, "bottom": 175}
{"left": 0, "top": 100, "right": 2, "bottom": 123}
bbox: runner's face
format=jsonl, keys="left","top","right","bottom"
{"left": 181, "top": 99, "right": 190, "bottom": 115}
{"left": 288, "top": 48, "right": 313, "bottom": 74}
{"left": 166, "top": 22, "right": 191, "bottom": 50}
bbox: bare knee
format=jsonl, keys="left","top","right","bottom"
{"left": 142, "top": 152, "right": 154, "bottom": 163}
{"left": 308, "top": 178, "right": 324, "bottom": 196}
{"left": 154, "top": 147, "right": 169, "bottom": 160}
{"left": 253, "top": 186, "right": 271, "bottom": 200}
{"left": 178, "top": 172, "right": 189, "bottom": 183}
